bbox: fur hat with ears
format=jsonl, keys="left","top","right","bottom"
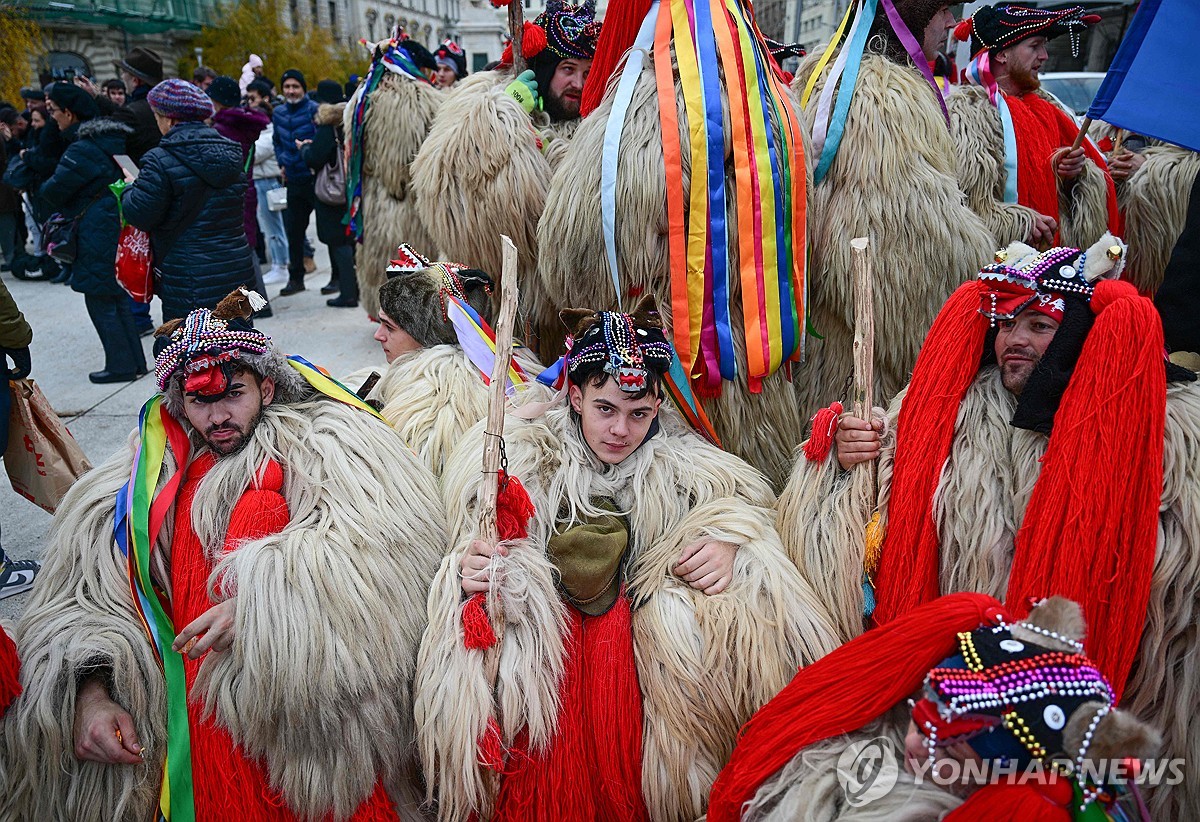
{"left": 561, "top": 296, "right": 673, "bottom": 394}
{"left": 377, "top": 248, "right": 495, "bottom": 348}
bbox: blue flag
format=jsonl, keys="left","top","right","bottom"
{"left": 1087, "top": 0, "right": 1200, "bottom": 152}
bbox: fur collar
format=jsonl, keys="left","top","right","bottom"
{"left": 316, "top": 102, "right": 346, "bottom": 126}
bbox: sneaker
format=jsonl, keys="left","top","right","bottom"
{"left": 0, "top": 558, "right": 39, "bottom": 600}
{"left": 262, "top": 265, "right": 288, "bottom": 285}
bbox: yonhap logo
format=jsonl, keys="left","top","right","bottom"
{"left": 836, "top": 737, "right": 899, "bottom": 807}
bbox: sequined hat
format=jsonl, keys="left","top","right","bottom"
{"left": 955, "top": 4, "right": 1100, "bottom": 58}
{"left": 562, "top": 297, "right": 673, "bottom": 394}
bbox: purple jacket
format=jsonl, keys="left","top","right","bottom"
{"left": 212, "top": 106, "right": 270, "bottom": 247}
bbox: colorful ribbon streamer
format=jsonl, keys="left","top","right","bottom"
{"left": 286, "top": 355, "right": 389, "bottom": 420}
{"left": 966, "top": 52, "right": 1019, "bottom": 204}
{"left": 444, "top": 295, "right": 531, "bottom": 395}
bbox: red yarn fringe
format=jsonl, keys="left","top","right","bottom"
{"left": 0, "top": 629, "right": 20, "bottom": 716}
{"left": 580, "top": 0, "right": 656, "bottom": 116}
{"left": 462, "top": 594, "right": 497, "bottom": 650}
{"left": 872, "top": 282, "right": 989, "bottom": 625}
{"left": 1005, "top": 280, "right": 1165, "bottom": 700}
{"left": 478, "top": 717, "right": 507, "bottom": 772}
{"left": 708, "top": 593, "right": 1007, "bottom": 822}
{"left": 803, "top": 401, "right": 843, "bottom": 463}
{"left": 496, "top": 470, "right": 535, "bottom": 541}
{"left": 945, "top": 781, "right": 1072, "bottom": 822}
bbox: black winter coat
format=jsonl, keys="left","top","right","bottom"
{"left": 122, "top": 122, "right": 254, "bottom": 321}
{"left": 38, "top": 119, "right": 131, "bottom": 297}
{"left": 303, "top": 103, "right": 350, "bottom": 247}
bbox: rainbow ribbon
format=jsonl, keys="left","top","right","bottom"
{"left": 966, "top": 52, "right": 1019, "bottom": 204}
{"left": 601, "top": 0, "right": 807, "bottom": 410}
{"left": 444, "top": 295, "right": 531, "bottom": 395}
{"left": 114, "top": 396, "right": 195, "bottom": 822}
{"left": 286, "top": 355, "right": 390, "bottom": 420}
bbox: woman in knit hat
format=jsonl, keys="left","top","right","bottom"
{"left": 120, "top": 79, "right": 257, "bottom": 328}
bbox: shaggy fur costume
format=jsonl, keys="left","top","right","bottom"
{"left": 363, "top": 343, "right": 548, "bottom": 478}
{"left": 412, "top": 70, "right": 579, "bottom": 311}
{"left": 949, "top": 85, "right": 1112, "bottom": 249}
{"left": 344, "top": 73, "right": 443, "bottom": 318}
{"left": 1098, "top": 130, "right": 1200, "bottom": 294}
{"left": 415, "top": 405, "right": 841, "bottom": 821}
{"left": 775, "top": 369, "right": 1200, "bottom": 819}
{"left": 792, "top": 52, "right": 996, "bottom": 421}
{"left": 535, "top": 49, "right": 813, "bottom": 487}
{"left": 0, "top": 393, "right": 447, "bottom": 821}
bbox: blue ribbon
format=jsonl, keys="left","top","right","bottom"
{"left": 814, "top": 0, "right": 880, "bottom": 185}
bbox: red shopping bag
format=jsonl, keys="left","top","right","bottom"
{"left": 115, "top": 224, "right": 153, "bottom": 302}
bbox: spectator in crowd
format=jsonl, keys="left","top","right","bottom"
{"left": 39, "top": 84, "right": 146, "bottom": 384}
{"left": 0, "top": 276, "right": 38, "bottom": 598}
{"left": 433, "top": 40, "right": 468, "bottom": 89}
{"left": 302, "top": 80, "right": 357, "bottom": 307}
{"left": 240, "top": 53, "right": 265, "bottom": 95}
{"left": 121, "top": 80, "right": 254, "bottom": 325}
{"left": 110, "top": 47, "right": 164, "bottom": 163}
{"left": 18, "top": 88, "right": 45, "bottom": 116}
{"left": 247, "top": 79, "right": 289, "bottom": 285}
{"left": 272, "top": 68, "right": 319, "bottom": 296}
{"left": 101, "top": 78, "right": 126, "bottom": 107}
{"left": 0, "top": 110, "right": 24, "bottom": 272}
{"left": 192, "top": 66, "right": 218, "bottom": 91}
{"left": 14, "top": 84, "right": 68, "bottom": 282}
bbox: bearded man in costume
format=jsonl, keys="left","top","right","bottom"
{"left": 532, "top": 0, "right": 815, "bottom": 487}
{"left": 708, "top": 594, "right": 1164, "bottom": 821}
{"left": 0, "top": 291, "right": 446, "bottom": 821}
{"left": 411, "top": 0, "right": 599, "bottom": 297}
{"left": 776, "top": 235, "right": 1200, "bottom": 818}
{"left": 345, "top": 31, "right": 444, "bottom": 319}
{"left": 415, "top": 303, "right": 840, "bottom": 822}
{"left": 787, "top": 0, "right": 996, "bottom": 422}
{"left": 950, "top": 5, "right": 1119, "bottom": 248}
{"left": 348, "top": 244, "right": 547, "bottom": 478}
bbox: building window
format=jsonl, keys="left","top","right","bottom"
{"left": 309, "top": 0, "right": 318, "bottom": 25}
{"left": 328, "top": 0, "right": 338, "bottom": 37}
{"left": 366, "top": 7, "right": 377, "bottom": 40}
{"left": 290, "top": 0, "right": 300, "bottom": 31}
{"left": 385, "top": 13, "right": 395, "bottom": 34}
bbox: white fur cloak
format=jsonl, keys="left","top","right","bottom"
{"left": 534, "top": 47, "right": 813, "bottom": 488}
{"left": 774, "top": 368, "right": 1200, "bottom": 819}
{"left": 345, "top": 73, "right": 443, "bottom": 318}
{"left": 0, "top": 395, "right": 447, "bottom": 821}
{"left": 415, "top": 405, "right": 842, "bottom": 822}
{"left": 411, "top": 70, "right": 579, "bottom": 304}
{"left": 949, "top": 85, "right": 1112, "bottom": 250}
{"left": 792, "top": 53, "right": 997, "bottom": 423}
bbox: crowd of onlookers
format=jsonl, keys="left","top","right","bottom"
{"left": 0, "top": 46, "right": 374, "bottom": 385}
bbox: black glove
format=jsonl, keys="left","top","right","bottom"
{"left": 1, "top": 346, "right": 31, "bottom": 380}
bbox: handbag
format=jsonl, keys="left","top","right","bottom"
{"left": 4, "top": 379, "right": 92, "bottom": 514}
{"left": 315, "top": 138, "right": 347, "bottom": 206}
{"left": 1, "top": 155, "right": 33, "bottom": 190}
{"left": 266, "top": 184, "right": 288, "bottom": 211}
{"left": 41, "top": 211, "right": 81, "bottom": 263}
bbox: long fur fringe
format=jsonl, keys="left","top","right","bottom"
{"left": 1, "top": 399, "right": 448, "bottom": 821}
{"left": 415, "top": 404, "right": 840, "bottom": 821}
{"left": 1115, "top": 141, "right": 1200, "bottom": 293}
{"left": 345, "top": 74, "right": 443, "bottom": 317}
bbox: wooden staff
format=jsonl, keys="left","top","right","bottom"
{"left": 1070, "top": 116, "right": 1093, "bottom": 152}
{"left": 509, "top": 2, "right": 526, "bottom": 74}
{"left": 849, "top": 237, "right": 874, "bottom": 423}
{"left": 478, "top": 236, "right": 520, "bottom": 682}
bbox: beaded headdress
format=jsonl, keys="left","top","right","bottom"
{"left": 955, "top": 5, "right": 1101, "bottom": 60}
{"left": 379, "top": 245, "right": 495, "bottom": 348}
{"left": 153, "top": 288, "right": 271, "bottom": 400}
{"left": 563, "top": 300, "right": 673, "bottom": 394}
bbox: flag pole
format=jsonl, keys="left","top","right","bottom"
{"left": 1070, "top": 116, "right": 1094, "bottom": 152}
{"left": 509, "top": 2, "right": 526, "bottom": 73}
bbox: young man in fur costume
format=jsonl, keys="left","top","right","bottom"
{"left": 776, "top": 234, "right": 1200, "bottom": 818}
{"left": 531, "top": 0, "right": 817, "bottom": 487}
{"left": 351, "top": 244, "right": 547, "bottom": 478}
{"left": 0, "top": 290, "right": 446, "bottom": 821}
{"left": 344, "top": 32, "right": 443, "bottom": 319}
{"left": 411, "top": 0, "right": 599, "bottom": 308}
{"left": 787, "top": 0, "right": 997, "bottom": 423}
{"left": 708, "top": 593, "right": 1163, "bottom": 821}
{"left": 949, "top": 5, "right": 1119, "bottom": 248}
{"left": 414, "top": 302, "right": 841, "bottom": 822}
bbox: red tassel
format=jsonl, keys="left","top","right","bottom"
{"left": 953, "top": 18, "right": 973, "bottom": 43}
{"left": 499, "top": 42, "right": 513, "bottom": 67}
{"left": 478, "top": 717, "right": 507, "bottom": 772}
{"left": 708, "top": 593, "right": 1007, "bottom": 822}
{"left": 1005, "top": 280, "right": 1164, "bottom": 700}
{"left": 580, "top": 0, "right": 655, "bottom": 115}
{"left": 522, "top": 22, "right": 547, "bottom": 60}
{"left": 462, "top": 594, "right": 498, "bottom": 650}
{"left": 803, "top": 401, "right": 843, "bottom": 463}
{"left": 0, "top": 629, "right": 21, "bottom": 716}
{"left": 873, "top": 282, "right": 989, "bottom": 626}
{"left": 496, "top": 470, "right": 536, "bottom": 541}
{"left": 490, "top": 0, "right": 511, "bottom": 7}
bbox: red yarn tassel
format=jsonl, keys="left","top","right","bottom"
{"left": 708, "top": 593, "right": 1007, "bottom": 822}
{"left": 1005, "top": 280, "right": 1165, "bottom": 700}
{"left": 462, "top": 594, "right": 497, "bottom": 650}
{"left": 496, "top": 470, "right": 535, "bottom": 541}
{"left": 873, "top": 281, "right": 989, "bottom": 626}
{"left": 478, "top": 717, "right": 507, "bottom": 772}
{"left": 0, "top": 629, "right": 20, "bottom": 716}
{"left": 803, "top": 401, "right": 843, "bottom": 462}
{"left": 944, "top": 782, "right": 1073, "bottom": 822}
{"left": 522, "top": 22, "right": 547, "bottom": 59}
{"left": 580, "top": 0, "right": 656, "bottom": 116}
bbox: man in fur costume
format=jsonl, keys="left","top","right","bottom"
{"left": 414, "top": 303, "right": 840, "bottom": 822}
{"left": 708, "top": 593, "right": 1163, "bottom": 821}
{"left": 345, "top": 31, "right": 444, "bottom": 319}
{"left": 532, "top": 0, "right": 816, "bottom": 486}
{"left": 786, "top": 0, "right": 997, "bottom": 423}
{"left": 411, "top": 0, "right": 599, "bottom": 307}
{"left": 776, "top": 234, "right": 1200, "bottom": 818}
{"left": 949, "top": 5, "right": 1119, "bottom": 248}
{"left": 352, "top": 244, "right": 547, "bottom": 478}
{"left": 0, "top": 290, "right": 446, "bottom": 821}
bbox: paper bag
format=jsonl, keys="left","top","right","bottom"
{"left": 4, "top": 380, "right": 92, "bottom": 513}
